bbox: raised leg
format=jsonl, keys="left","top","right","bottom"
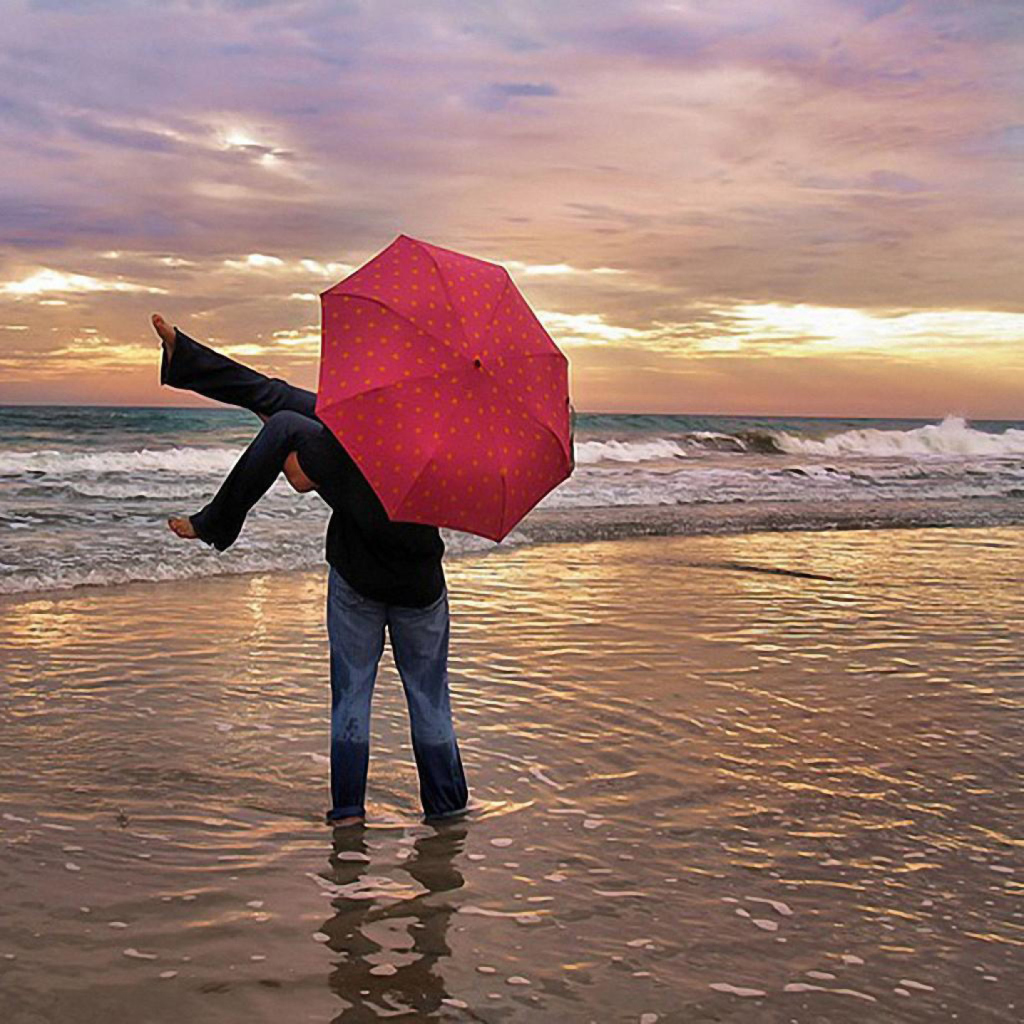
{"left": 185, "top": 410, "right": 328, "bottom": 550}
{"left": 154, "top": 315, "right": 318, "bottom": 420}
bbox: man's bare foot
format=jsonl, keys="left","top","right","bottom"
{"left": 167, "top": 516, "right": 197, "bottom": 539}
{"left": 151, "top": 313, "right": 176, "bottom": 362}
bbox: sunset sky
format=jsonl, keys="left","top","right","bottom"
{"left": 0, "top": 0, "right": 1021, "bottom": 417}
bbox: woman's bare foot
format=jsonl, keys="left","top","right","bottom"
{"left": 151, "top": 313, "right": 176, "bottom": 362}
{"left": 167, "top": 516, "right": 197, "bottom": 539}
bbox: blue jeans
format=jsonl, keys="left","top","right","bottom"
{"left": 326, "top": 566, "right": 469, "bottom": 821}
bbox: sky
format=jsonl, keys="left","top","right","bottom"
{"left": 0, "top": 0, "right": 1021, "bottom": 417}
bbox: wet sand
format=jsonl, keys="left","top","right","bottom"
{"left": 1, "top": 528, "right": 1022, "bottom": 1022}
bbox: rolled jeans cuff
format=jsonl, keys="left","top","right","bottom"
{"left": 326, "top": 806, "right": 366, "bottom": 821}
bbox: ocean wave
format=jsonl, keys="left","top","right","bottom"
{"left": 0, "top": 446, "right": 243, "bottom": 476}
{"left": 9, "top": 437, "right": 701, "bottom": 474}
{"left": 4, "top": 417, "right": 1021, "bottom": 481}
{"left": 3, "top": 410, "right": 1024, "bottom": 597}
{"left": 0, "top": 518, "right": 519, "bottom": 596}
{"left": 573, "top": 431, "right": 788, "bottom": 461}
{"left": 4, "top": 496, "right": 1022, "bottom": 596}
{"left": 734, "top": 431, "right": 785, "bottom": 454}
{"left": 0, "top": 548, "right": 325, "bottom": 595}
{"left": 573, "top": 438, "right": 690, "bottom": 464}
{"left": 774, "top": 416, "right": 1024, "bottom": 459}
{"left": 575, "top": 418, "right": 1024, "bottom": 464}
{"left": 539, "top": 461, "right": 1024, "bottom": 509}
{"left": 1, "top": 477, "right": 303, "bottom": 502}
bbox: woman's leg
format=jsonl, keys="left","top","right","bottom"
{"left": 176, "top": 411, "right": 327, "bottom": 550}
{"left": 153, "top": 314, "right": 318, "bottom": 420}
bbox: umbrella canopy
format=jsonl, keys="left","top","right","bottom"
{"left": 316, "top": 234, "right": 573, "bottom": 541}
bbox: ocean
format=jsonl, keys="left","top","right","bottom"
{"left": 1, "top": 406, "right": 1023, "bottom": 595}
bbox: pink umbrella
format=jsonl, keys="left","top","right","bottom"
{"left": 316, "top": 234, "right": 573, "bottom": 541}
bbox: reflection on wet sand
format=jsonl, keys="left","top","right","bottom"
{"left": 1, "top": 527, "right": 1022, "bottom": 1022}
{"left": 318, "top": 823, "right": 468, "bottom": 1020}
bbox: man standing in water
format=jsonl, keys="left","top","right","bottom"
{"left": 152, "top": 314, "right": 470, "bottom": 827}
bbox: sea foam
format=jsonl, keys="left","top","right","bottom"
{"left": 1, "top": 446, "right": 242, "bottom": 476}
{"left": 573, "top": 438, "right": 689, "bottom": 464}
{"left": 774, "top": 415, "right": 1024, "bottom": 458}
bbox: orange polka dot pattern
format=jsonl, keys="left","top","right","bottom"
{"left": 315, "top": 234, "right": 573, "bottom": 541}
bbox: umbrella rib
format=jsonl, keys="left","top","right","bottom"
{"left": 330, "top": 292, "right": 464, "bottom": 359}
{"left": 317, "top": 363, "right": 463, "bottom": 417}
{"left": 419, "top": 245, "right": 472, "bottom": 350}
{"left": 488, "top": 355, "right": 573, "bottom": 464}
{"left": 390, "top": 366, "right": 474, "bottom": 517}
{"left": 478, "top": 270, "right": 512, "bottom": 340}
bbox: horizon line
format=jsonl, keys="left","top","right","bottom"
{"left": 0, "top": 402, "right": 1018, "bottom": 423}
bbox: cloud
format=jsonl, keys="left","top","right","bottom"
{"left": 63, "top": 115, "right": 182, "bottom": 154}
{"left": 799, "top": 170, "right": 928, "bottom": 193}
{"left": 271, "top": 326, "right": 319, "bottom": 349}
{"left": 491, "top": 82, "right": 558, "bottom": 98}
{"left": 0, "top": 0, "right": 1020, "bottom": 413}
{"left": 0, "top": 268, "right": 167, "bottom": 297}
{"left": 526, "top": 300, "right": 1024, "bottom": 372}
{"left": 222, "top": 253, "right": 285, "bottom": 270}
{"left": 502, "top": 260, "right": 626, "bottom": 277}
{"left": 468, "top": 80, "right": 561, "bottom": 111}
{"left": 299, "top": 259, "right": 356, "bottom": 278}
{"left": 536, "top": 309, "right": 646, "bottom": 346}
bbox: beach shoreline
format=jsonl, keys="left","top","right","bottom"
{"left": 4, "top": 403, "right": 1023, "bottom": 598}
{"left": 2, "top": 498, "right": 1022, "bottom": 600}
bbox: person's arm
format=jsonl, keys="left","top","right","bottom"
{"left": 187, "top": 411, "right": 324, "bottom": 551}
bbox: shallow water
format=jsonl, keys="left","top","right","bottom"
{"left": 1, "top": 528, "right": 1022, "bottom": 1022}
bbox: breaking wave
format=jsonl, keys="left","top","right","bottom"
{"left": 573, "top": 438, "right": 689, "bottom": 464}
{"left": 0, "top": 446, "right": 241, "bottom": 476}
{"left": 774, "top": 415, "right": 1024, "bottom": 459}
